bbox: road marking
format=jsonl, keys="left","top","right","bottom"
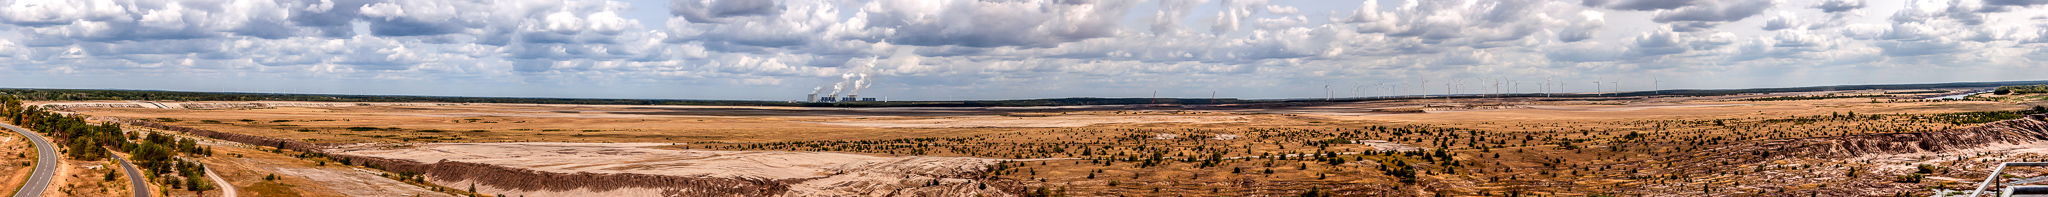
{"left": 3, "top": 122, "right": 58, "bottom": 197}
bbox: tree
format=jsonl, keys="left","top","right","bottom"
{"left": 1298, "top": 186, "right": 1325, "bottom": 197}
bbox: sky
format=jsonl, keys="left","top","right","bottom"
{"left": 0, "top": 0, "right": 2044, "bottom": 101}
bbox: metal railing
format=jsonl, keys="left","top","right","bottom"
{"left": 1970, "top": 162, "right": 2048, "bottom": 197}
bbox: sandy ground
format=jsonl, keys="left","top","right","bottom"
{"left": 256, "top": 165, "right": 450, "bottom": 197}
{"left": 148, "top": 128, "right": 455, "bottom": 197}
{"left": 327, "top": 143, "right": 995, "bottom": 180}
{"left": 48, "top": 159, "right": 129, "bottom": 197}
{"left": 327, "top": 143, "right": 1008, "bottom": 196}
{"left": 0, "top": 133, "right": 31, "bottom": 196}
{"left": 808, "top": 115, "right": 1248, "bottom": 128}
{"left": 1851, "top": 141, "right": 2048, "bottom": 177}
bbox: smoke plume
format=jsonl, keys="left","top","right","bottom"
{"left": 814, "top": 56, "right": 881, "bottom": 101}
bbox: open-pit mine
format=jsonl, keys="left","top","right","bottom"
{"left": 9, "top": 86, "right": 2048, "bottom": 196}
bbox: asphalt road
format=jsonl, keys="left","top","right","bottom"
{"left": 113, "top": 155, "right": 149, "bottom": 197}
{"left": 1, "top": 122, "right": 55, "bottom": 197}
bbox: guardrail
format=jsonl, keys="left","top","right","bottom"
{"left": 1970, "top": 162, "right": 2048, "bottom": 197}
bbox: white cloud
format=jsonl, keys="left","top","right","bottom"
{"left": 1763, "top": 11, "right": 1801, "bottom": 31}
{"left": 1151, "top": 0, "right": 1209, "bottom": 34}
{"left": 1814, "top": 0, "right": 1865, "bottom": 13}
{"left": 1650, "top": 0, "right": 1775, "bottom": 32}
{"left": 0, "top": 0, "right": 2041, "bottom": 100}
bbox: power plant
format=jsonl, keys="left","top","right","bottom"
{"left": 803, "top": 56, "right": 880, "bottom": 103}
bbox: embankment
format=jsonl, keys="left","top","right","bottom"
{"left": 122, "top": 119, "right": 802, "bottom": 196}
{"left": 1755, "top": 114, "right": 2048, "bottom": 159}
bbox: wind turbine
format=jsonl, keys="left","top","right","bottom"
{"left": 1653, "top": 77, "right": 1663, "bottom": 95}
{"left": 1499, "top": 77, "right": 1515, "bottom": 96}
{"left": 1510, "top": 80, "right": 1521, "bottom": 95}
{"left": 1400, "top": 82, "right": 1411, "bottom": 98}
{"left": 1444, "top": 82, "right": 1456, "bottom": 103}
{"left": 1555, "top": 77, "right": 1566, "bottom": 96}
{"left": 1501, "top": 79, "right": 1509, "bottom": 95}
{"left": 1354, "top": 84, "right": 1364, "bottom": 98}
{"left": 1449, "top": 79, "right": 1464, "bottom": 96}
{"left": 1419, "top": 80, "right": 1430, "bottom": 98}
{"left": 1324, "top": 85, "right": 1332, "bottom": 101}
{"left": 1610, "top": 80, "right": 1619, "bottom": 96}
{"left": 1378, "top": 83, "right": 1387, "bottom": 98}
{"left": 1592, "top": 77, "right": 1604, "bottom": 97}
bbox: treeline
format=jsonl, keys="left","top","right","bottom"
{"left": 0, "top": 96, "right": 217, "bottom": 193}
{"left": 1, "top": 96, "right": 127, "bottom": 160}
{"left": 1923, "top": 106, "right": 2048, "bottom": 124}
{"left": 1996, "top": 85, "right": 2048, "bottom": 95}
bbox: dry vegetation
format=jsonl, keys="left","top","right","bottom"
{"left": 0, "top": 132, "right": 36, "bottom": 195}
{"left": 47, "top": 159, "right": 129, "bottom": 197}
{"left": 125, "top": 127, "right": 454, "bottom": 197}
{"left": 31, "top": 88, "right": 2048, "bottom": 196}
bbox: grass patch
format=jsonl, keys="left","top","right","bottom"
{"left": 243, "top": 180, "right": 302, "bottom": 197}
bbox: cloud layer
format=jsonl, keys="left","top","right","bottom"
{"left": 0, "top": 0, "right": 2045, "bottom": 100}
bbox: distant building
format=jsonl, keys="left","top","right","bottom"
{"left": 820, "top": 97, "right": 837, "bottom": 102}
{"left": 862, "top": 98, "right": 877, "bottom": 101}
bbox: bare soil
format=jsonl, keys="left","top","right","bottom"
{"left": 325, "top": 142, "right": 1008, "bottom": 196}
{"left": 34, "top": 88, "right": 2048, "bottom": 196}
{"left": 0, "top": 133, "right": 35, "bottom": 196}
